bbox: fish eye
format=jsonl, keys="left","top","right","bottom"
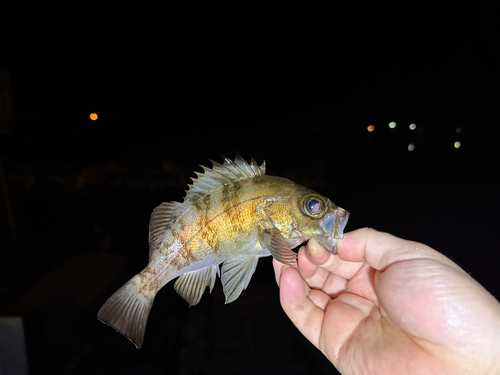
{"left": 300, "top": 193, "right": 327, "bottom": 219}
{"left": 308, "top": 199, "right": 321, "bottom": 213}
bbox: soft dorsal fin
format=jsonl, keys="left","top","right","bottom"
{"left": 148, "top": 201, "right": 187, "bottom": 258}
{"left": 184, "top": 153, "right": 265, "bottom": 204}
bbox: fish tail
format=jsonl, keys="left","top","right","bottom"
{"left": 98, "top": 274, "right": 155, "bottom": 349}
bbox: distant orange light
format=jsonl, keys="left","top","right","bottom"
{"left": 89, "top": 113, "right": 98, "bottom": 121}
{"left": 367, "top": 125, "right": 375, "bottom": 132}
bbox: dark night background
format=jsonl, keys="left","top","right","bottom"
{"left": 0, "top": 3, "right": 499, "bottom": 375}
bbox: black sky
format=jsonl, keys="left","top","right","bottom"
{"left": 2, "top": 0, "right": 500, "bottom": 307}
{"left": 2, "top": 0, "right": 499, "bottom": 317}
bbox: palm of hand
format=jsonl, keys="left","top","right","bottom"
{"left": 273, "top": 229, "right": 500, "bottom": 375}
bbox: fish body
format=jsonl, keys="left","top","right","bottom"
{"left": 98, "top": 155, "right": 349, "bottom": 348}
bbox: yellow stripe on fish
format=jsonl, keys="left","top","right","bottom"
{"left": 98, "top": 154, "right": 349, "bottom": 348}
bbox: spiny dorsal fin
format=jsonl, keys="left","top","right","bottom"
{"left": 148, "top": 154, "right": 264, "bottom": 259}
{"left": 184, "top": 153, "right": 265, "bottom": 204}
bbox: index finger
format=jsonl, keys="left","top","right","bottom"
{"left": 338, "top": 227, "right": 460, "bottom": 271}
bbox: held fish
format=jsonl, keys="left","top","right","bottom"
{"left": 98, "top": 155, "right": 349, "bottom": 348}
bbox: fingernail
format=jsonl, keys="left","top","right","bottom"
{"left": 278, "top": 265, "right": 290, "bottom": 287}
{"left": 307, "top": 239, "right": 319, "bottom": 255}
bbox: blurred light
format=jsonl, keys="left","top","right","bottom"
{"left": 89, "top": 113, "right": 98, "bottom": 121}
{"left": 389, "top": 121, "right": 396, "bottom": 129}
{"left": 367, "top": 125, "right": 375, "bottom": 132}
{"left": 409, "top": 123, "right": 416, "bottom": 130}
{"left": 454, "top": 141, "right": 461, "bottom": 149}
{"left": 408, "top": 143, "right": 415, "bottom": 152}
{"left": 456, "top": 127, "right": 462, "bottom": 134}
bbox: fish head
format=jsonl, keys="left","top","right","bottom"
{"left": 294, "top": 192, "right": 349, "bottom": 254}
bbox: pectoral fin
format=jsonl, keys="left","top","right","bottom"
{"left": 221, "top": 256, "right": 260, "bottom": 304}
{"left": 258, "top": 227, "right": 300, "bottom": 265}
{"left": 174, "top": 265, "right": 220, "bottom": 307}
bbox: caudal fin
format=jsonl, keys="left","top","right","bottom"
{"left": 98, "top": 275, "right": 155, "bottom": 348}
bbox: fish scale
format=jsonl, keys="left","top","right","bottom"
{"left": 98, "top": 154, "right": 349, "bottom": 348}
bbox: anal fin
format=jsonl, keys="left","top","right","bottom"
{"left": 174, "top": 265, "right": 220, "bottom": 307}
{"left": 221, "top": 256, "right": 260, "bottom": 304}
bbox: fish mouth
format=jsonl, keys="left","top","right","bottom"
{"left": 322, "top": 207, "right": 349, "bottom": 239}
{"left": 315, "top": 207, "right": 350, "bottom": 254}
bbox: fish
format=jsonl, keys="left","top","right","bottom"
{"left": 97, "top": 154, "right": 349, "bottom": 348}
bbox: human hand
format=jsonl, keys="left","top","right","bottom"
{"left": 273, "top": 228, "right": 500, "bottom": 375}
